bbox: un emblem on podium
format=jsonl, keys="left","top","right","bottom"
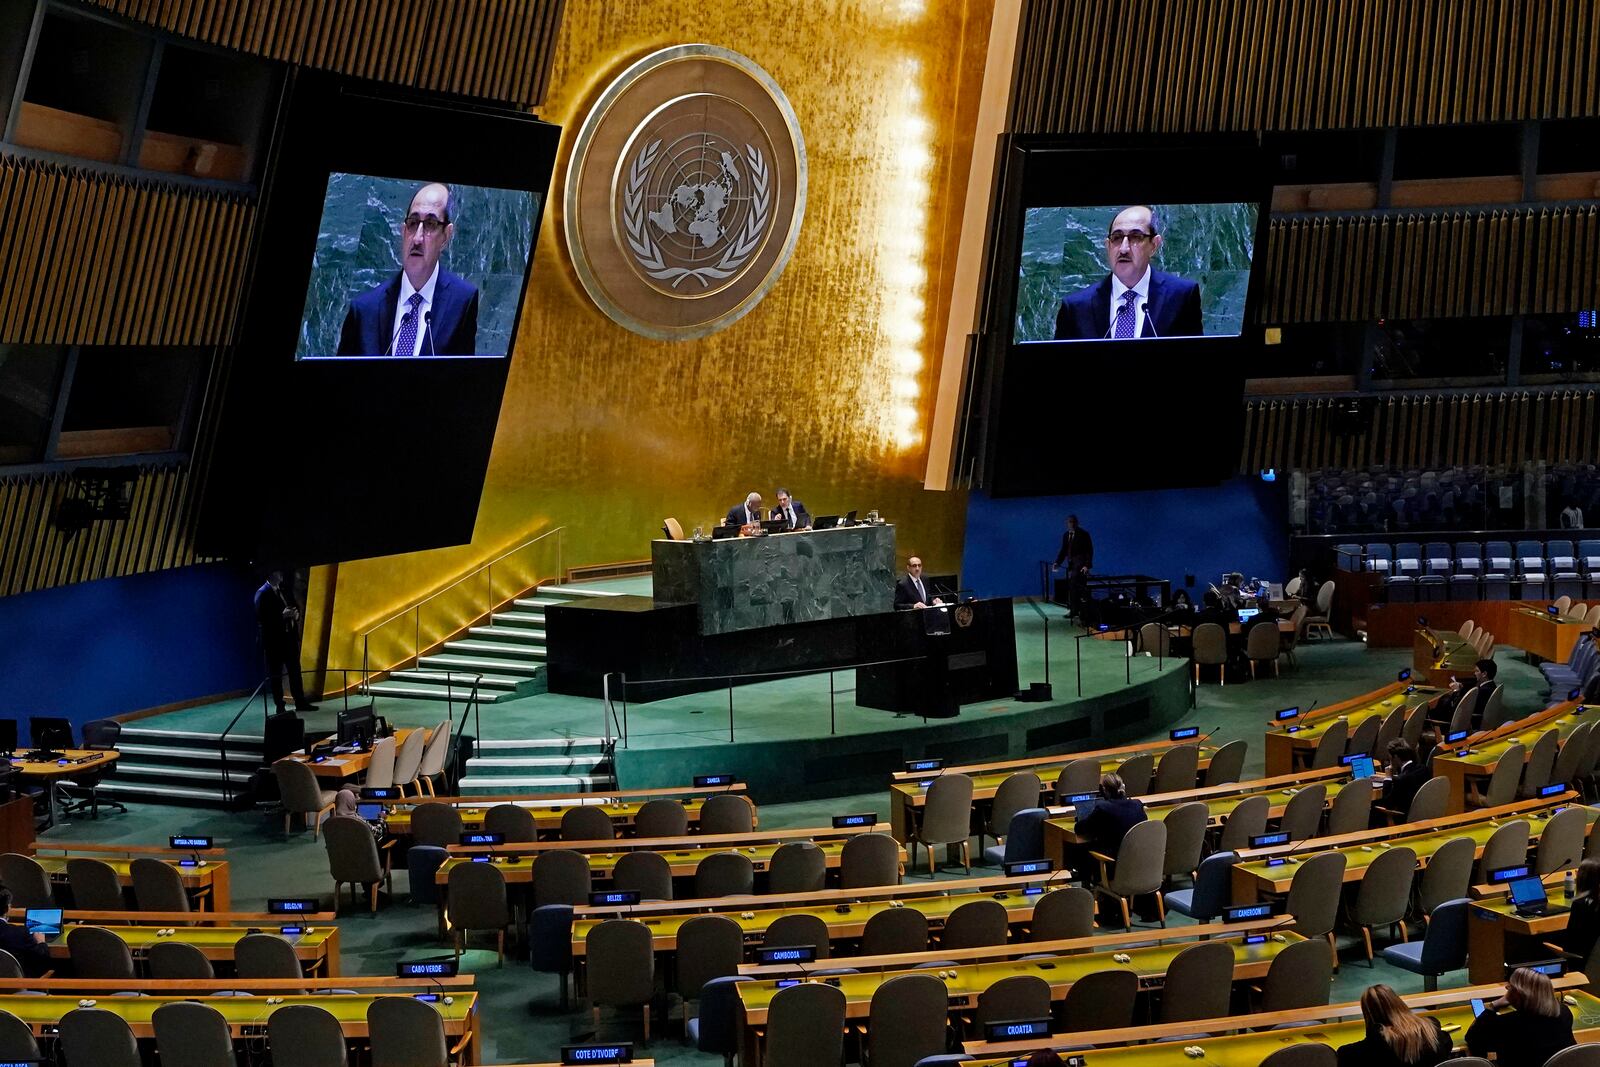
{"left": 565, "top": 45, "right": 807, "bottom": 340}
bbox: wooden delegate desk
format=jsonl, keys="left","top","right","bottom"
{"left": 1231, "top": 798, "right": 1595, "bottom": 903}
{"left": 573, "top": 882, "right": 1062, "bottom": 963}
{"left": 1263, "top": 681, "right": 1440, "bottom": 776}
{"left": 380, "top": 784, "right": 752, "bottom": 836}
{"left": 1509, "top": 605, "right": 1592, "bottom": 664}
{"left": 1431, "top": 699, "right": 1590, "bottom": 812}
{"left": 961, "top": 990, "right": 1600, "bottom": 1066}
{"left": 436, "top": 837, "right": 898, "bottom": 888}
{"left": 0, "top": 990, "right": 480, "bottom": 1062}
{"left": 447, "top": 823, "right": 875, "bottom": 859}
{"left": 888, "top": 738, "right": 1210, "bottom": 843}
{"left": 32, "top": 851, "right": 231, "bottom": 911}
{"left": 735, "top": 934, "right": 1299, "bottom": 1063}
{"left": 38, "top": 923, "right": 341, "bottom": 975}
{"left": 1042, "top": 767, "right": 1355, "bottom": 866}
{"left": 10, "top": 749, "right": 121, "bottom": 824}
{"left": 1467, "top": 887, "right": 1576, "bottom": 984}
{"left": 1416, "top": 628, "right": 1481, "bottom": 685}
{"left": 279, "top": 726, "right": 425, "bottom": 781}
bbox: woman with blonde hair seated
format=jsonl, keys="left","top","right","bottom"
{"left": 1336, "top": 984, "right": 1451, "bottom": 1066}
{"left": 1465, "top": 966, "right": 1577, "bottom": 1067}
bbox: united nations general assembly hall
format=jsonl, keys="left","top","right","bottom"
{"left": 3, "top": 2, "right": 1600, "bottom": 1065}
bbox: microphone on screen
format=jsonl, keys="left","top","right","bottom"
{"left": 383, "top": 311, "right": 413, "bottom": 357}
{"left": 423, "top": 311, "right": 435, "bottom": 357}
{"left": 1141, "top": 301, "right": 1159, "bottom": 338}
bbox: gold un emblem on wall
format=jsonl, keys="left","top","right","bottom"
{"left": 564, "top": 44, "right": 807, "bottom": 340}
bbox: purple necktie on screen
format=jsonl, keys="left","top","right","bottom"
{"left": 1113, "top": 288, "right": 1139, "bottom": 339}
{"left": 395, "top": 292, "right": 424, "bottom": 356}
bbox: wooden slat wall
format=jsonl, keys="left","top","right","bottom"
{"left": 1261, "top": 206, "right": 1600, "bottom": 322}
{"left": 1011, "top": 0, "right": 1600, "bottom": 133}
{"left": 0, "top": 463, "right": 207, "bottom": 597}
{"left": 85, "top": 0, "right": 567, "bottom": 109}
{"left": 1240, "top": 390, "right": 1600, "bottom": 474}
{"left": 0, "top": 154, "right": 253, "bottom": 347}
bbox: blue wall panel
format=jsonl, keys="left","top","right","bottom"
{"left": 0, "top": 563, "right": 262, "bottom": 729}
{"left": 961, "top": 477, "right": 1290, "bottom": 601}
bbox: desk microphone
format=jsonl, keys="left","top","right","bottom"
{"left": 423, "top": 311, "right": 435, "bottom": 357}
{"left": 1141, "top": 301, "right": 1158, "bottom": 338}
{"left": 383, "top": 308, "right": 416, "bottom": 357}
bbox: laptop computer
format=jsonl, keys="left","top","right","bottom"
{"left": 1237, "top": 607, "right": 1260, "bottom": 623}
{"left": 710, "top": 524, "right": 742, "bottom": 539}
{"left": 1508, "top": 875, "right": 1549, "bottom": 916}
{"left": 845, "top": 509, "right": 858, "bottom": 525}
{"left": 357, "top": 802, "right": 385, "bottom": 824}
{"left": 25, "top": 908, "right": 63, "bottom": 942}
{"left": 1346, "top": 754, "right": 1376, "bottom": 779}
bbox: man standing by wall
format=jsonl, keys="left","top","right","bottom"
{"left": 255, "top": 570, "right": 316, "bottom": 714}
{"left": 1053, "top": 515, "right": 1094, "bottom": 619}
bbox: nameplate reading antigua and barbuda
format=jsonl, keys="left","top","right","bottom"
{"left": 564, "top": 44, "right": 807, "bottom": 340}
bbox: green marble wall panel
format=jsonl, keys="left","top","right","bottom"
{"left": 653, "top": 525, "right": 896, "bottom": 635}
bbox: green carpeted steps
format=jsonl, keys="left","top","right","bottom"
{"left": 367, "top": 584, "right": 624, "bottom": 703}
{"left": 457, "top": 736, "right": 615, "bottom": 794}
{"left": 96, "top": 726, "right": 263, "bottom": 807}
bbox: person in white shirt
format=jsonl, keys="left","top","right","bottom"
{"left": 724, "top": 492, "right": 764, "bottom": 528}
{"left": 1052, "top": 205, "right": 1203, "bottom": 341}
{"left": 1562, "top": 501, "right": 1585, "bottom": 529}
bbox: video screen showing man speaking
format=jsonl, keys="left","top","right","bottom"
{"left": 1013, "top": 202, "right": 1256, "bottom": 343}
{"left": 295, "top": 173, "right": 538, "bottom": 360}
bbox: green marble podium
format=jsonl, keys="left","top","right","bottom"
{"left": 652, "top": 524, "right": 896, "bottom": 635}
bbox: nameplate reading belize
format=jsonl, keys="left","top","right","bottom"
{"left": 564, "top": 44, "right": 807, "bottom": 340}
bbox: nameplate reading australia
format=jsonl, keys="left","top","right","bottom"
{"left": 564, "top": 44, "right": 807, "bottom": 340}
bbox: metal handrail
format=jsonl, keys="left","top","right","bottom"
{"left": 217, "top": 678, "right": 270, "bottom": 806}
{"left": 359, "top": 526, "right": 566, "bottom": 639}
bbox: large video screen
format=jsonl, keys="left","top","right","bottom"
{"left": 977, "top": 140, "right": 1271, "bottom": 497}
{"left": 1014, "top": 202, "right": 1258, "bottom": 343}
{"left": 296, "top": 174, "right": 537, "bottom": 360}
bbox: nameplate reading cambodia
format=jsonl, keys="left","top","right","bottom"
{"left": 564, "top": 44, "right": 807, "bottom": 340}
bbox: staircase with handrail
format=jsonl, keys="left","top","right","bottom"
{"left": 358, "top": 527, "right": 573, "bottom": 703}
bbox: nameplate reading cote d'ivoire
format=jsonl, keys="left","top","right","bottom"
{"left": 563, "top": 44, "right": 807, "bottom": 340}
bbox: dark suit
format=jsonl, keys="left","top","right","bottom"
{"left": 1053, "top": 270, "right": 1204, "bottom": 341}
{"left": 725, "top": 504, "right": 763, "bottom": 528}
{"left": 335, "top": 269, "right": 479, "bottom": 356}
{"left": 1336, "top": 1020, "right": 1452, "bottom": 1067}
{"left": 1066, "top": 795, "right": 1147, "bottom": 881}
{"left": 1558, "top": 893, "right": 1600, "bottom": 964}
{"left": 895, "top": 574, "right": 937, "bottom": 609}
{"left": 255, "top": 580, "right": 306, "bottom": 712}
{"left": 1466, "top": 1003, "right": 1576, "bottom": 1067}
{"left": 1054, "top": 527, "right": 1094, "bottom": 617}
{"left": 0, "top": 920, "right": 52, "bottom": 978}
{"left": 1381, "top": 761, "right": 1431, "bottom": 818}
{"left": 1439, "top": 680, "right": 1497, "bottom": 730}
{"left": 769, "top": 501, "right": 811, "bottom": 531}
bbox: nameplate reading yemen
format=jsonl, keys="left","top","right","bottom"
{"left": 564, "top": 44, "right": 807, "bottom": 340}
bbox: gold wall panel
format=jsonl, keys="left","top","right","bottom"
{"left": 0, "top": 155, "right": 253, "bottom": 346}
{"left": 1011, "top": 0, "right": 1600, "bottom": 133}
{"left": 83, "top": 0, "right": 566, "bottom": 108}
{"left": 1240, "top": 391, "right": 1600, "bottom": 474}
{"left": 0, "top": 463, "right": 208, "bottom": 597}
{"left": 1260, "top": 206, "right": 1600, "bottom": 322}
{"left": 311, "top": 0, "right": 992, "bottom": 671}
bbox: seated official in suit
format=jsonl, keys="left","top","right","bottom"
{"left": 894, "top": 556, "right": 944, "bottom": 609}
{"left": 725, "top": 492, "right": 764, "bottom": 529}
{"left": 1377, "top": 740, "right": 1430, "bottom": 823}
{"left": 1192, "top": 589, "right": 1238, "bottom": 628}
{"left": 1052, "top": 205, "right": 1203, "bottom": 341}
{"left": 0, "top": 888, "right": 51, "bottom": 978}
{"left": 336, "top": 182, "right": 480, "bottom": 357}
{"left": 1242, "top": 594, "right": 1281, "bottom": 635}
{"left": 1336, "top": 984, "right": 1453, "bottom": 1067}
{"left": 1436, "top": 658, "right": 1499, "bottom": 729}
{"left": 1063, "top": 773, "right": 1147, "bottom": 881}
{"left": 1466, "top": 966, "right": 1577, "bottom": 1067}
{"left": 769, "top": 487, "right": 811, "bottom": 531}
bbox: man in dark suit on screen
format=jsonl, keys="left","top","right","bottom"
{"left": 336, "top": 182, "right": 479, "bottom": 357}
{"left": 1052, "top": 205, "right": 1203, "bottom": 341}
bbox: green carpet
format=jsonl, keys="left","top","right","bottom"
{"left": 46, "top": 636, "right": 1556, "bottom": 1063}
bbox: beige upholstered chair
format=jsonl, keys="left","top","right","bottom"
{"left": 662, "top": 517, "right": 686, "bottom": 540}
{"left": 271, "top": 760, "right": 336, "bottom": 839}
{"left": 1191, "top": 622, "right": 1228, "bottom": 684}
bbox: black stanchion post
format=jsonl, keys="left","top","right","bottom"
{"left": 829, "top": 670, "right": 836, "bottom": 734}
{"left": 1075, "top": 633, "right": 1083, "bottom": 697}
{"left": 728, "top": 679, "right": 735, "bottom": 743}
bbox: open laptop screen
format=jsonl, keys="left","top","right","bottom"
{"left": 24, "top": 909, "right": 62, "bottom": 939}
{"left": 1509, "top": 876, "right": 1548, "bottom": 911}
